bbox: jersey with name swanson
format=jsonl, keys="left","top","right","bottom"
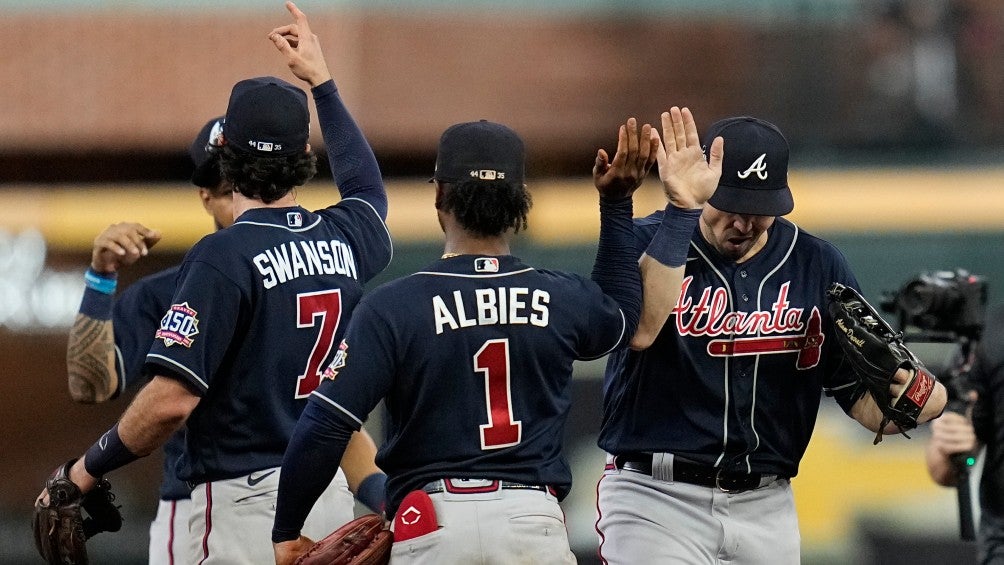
{"left": 599, "top": 215, "right": 862, "bottom": 480}
{"left": 310, "top": 254, "right": 626, "bottom": 514}
{"left": 145, "top": 202, "right": 391, "bottom": 484}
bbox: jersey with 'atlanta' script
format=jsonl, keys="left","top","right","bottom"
{"left": 599, "top": 215, "right": 861, "bottom": 479}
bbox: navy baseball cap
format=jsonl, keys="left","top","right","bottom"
{"left": 189, "top": 116, "right": 225, "bottom": 188}
{"left": 224, "top": 76, "right": 309, "bottom": 157}
{"left": 703, "top": 116, "right": 794, "bottom": 216}
{"left": 431, "top": 120, "right": 525, "bottom": 186}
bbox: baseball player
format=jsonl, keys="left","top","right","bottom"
{"left": 63, "top": 116, "right": 231, "bottom": 564}
{"left": 66, "top": 114, "right": 388, "bottom": 563}
{"left": 37, "top": 3, "right": 392, "bottom": 563}
{"left": 269, "top": 115, "right": 707, "bottom": 565}
{"left": 594, "top": 112, "right": 949, "bottom": 564}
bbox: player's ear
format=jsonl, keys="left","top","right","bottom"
{"left": 434, "top": 181, "right": 446, "bottom": 210}
{"left": 198, "top": 187, "right": 213, "bottom": 212}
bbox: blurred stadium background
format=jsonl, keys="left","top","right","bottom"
{"left": 2, "top": 0, "right": 1003, "bottom": 563}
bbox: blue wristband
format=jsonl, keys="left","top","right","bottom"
{"left": 355, "top": 472, "right": 387, "bottom": 515}
{"left": 84, "top": 268, "right": 118, "bottom": 295}
{"left": 644, "top": 206, "right": 701, "bottom": 267}
{"left": 84, "top": 423, "right": 140, "bottom": 477}
{"left": 79, "top": 286, "right": 114, "bottom": 320}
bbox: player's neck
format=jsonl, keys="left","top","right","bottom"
{"left": 231, "top": 190, "right": 298, "bottom": 218}
{"left": 442, "top": 234, "right": 510, "bottom": 258}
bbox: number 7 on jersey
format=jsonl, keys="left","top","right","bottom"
{"left": 295, "top": 289, "right": 343, "bottom": 398}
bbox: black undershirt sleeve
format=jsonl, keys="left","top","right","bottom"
{"left": 272, "top": 400, "right": 359, "bottom": 543}
{"left": 591, "top": 195, "right": 642, "bottom": 345}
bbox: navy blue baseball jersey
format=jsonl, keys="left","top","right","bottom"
{"left": 111, "top": 266, "right": 189, "bottom": 500}
{"left": 310, "top": 254, "right": 627, "bottom": 514}
{"left": 146, "top": 203, "right": 390, "bottom": 484}
{"left": 144, "top": 80, "right": 392, "bottom": 485}
{"left": 599, "top": 213, "right": 861, "bottom": 479}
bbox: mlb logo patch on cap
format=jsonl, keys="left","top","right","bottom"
{"left": 224, "top": 76, "right": 309, "bottom": 158}
{"left": 431, "top": 120, "right": 525, "bottom": 187}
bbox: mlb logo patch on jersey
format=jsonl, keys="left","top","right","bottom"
{"left": 155, "top": 302, "right": 200, "bottom": 347}
{"left": 321, "top": 340, "right": 349, "bottom": 381}
{"left": 474, "top": 257, "right": 499, "bottom": 273}
{"left": 287, "top": 212, "right": 303, "bottom": 228}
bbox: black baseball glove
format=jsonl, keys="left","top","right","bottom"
{"left": 827, "top": 283, "right": 939, "bottom": 444}
{"left": 32, "top": 459, "right": 123, "bottom": 564}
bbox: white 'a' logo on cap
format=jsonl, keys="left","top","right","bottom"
{"left": 737, "top": 153, "right": 768, "bottom": 180}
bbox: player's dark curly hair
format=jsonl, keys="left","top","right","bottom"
{"left": 437, "top": 179, "right": 532, "bottom": 237}
{"left": 217, "top": 145, "right": 317, "bottom": 204}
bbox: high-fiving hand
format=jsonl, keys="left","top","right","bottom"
{"left": 655, "top": 106, "right": 723, "bottom": 210}
{"left": 593, "top": 117, "right": 660, "bottom": 199}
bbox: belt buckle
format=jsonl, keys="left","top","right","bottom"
{"left": 714, "top": 469, "right": 755, "bottom": 493}
{"left": 714, "top": 469, "right": 738, "bottom": 493}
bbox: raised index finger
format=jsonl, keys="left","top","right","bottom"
{"left": 286, "top": 1, "right": 311, "bottom": 34}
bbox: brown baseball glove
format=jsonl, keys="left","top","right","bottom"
{"left": 295, "top": 513, "right": 392, "bottom": 565}
{"left": 32, "top": 459, "right": 122, "bottom": 565}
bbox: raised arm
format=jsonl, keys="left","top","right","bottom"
{"left": 591, "top": 117, "right": 658, "bottom": 340}
{"left": 67, "top": 222, "right": 161, "bottom": 403}
{"left": 631, "top": 107, "right": 722, "bottom": 350}
{"left": 269, "top": 1, "right": 387, "bottom": 219}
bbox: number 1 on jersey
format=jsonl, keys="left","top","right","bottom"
{"left": 475, "top": 339, "right": 522, "bottom": 449}
{"left": 295, "top": 289, "right": 343, "bottom": 399}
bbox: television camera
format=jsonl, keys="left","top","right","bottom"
{"left": 881, "top": 268, "right": 988, "bottom": 540}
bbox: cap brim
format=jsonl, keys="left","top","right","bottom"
{"left": 707, "top": 185, "right": 794, "bottom": 216}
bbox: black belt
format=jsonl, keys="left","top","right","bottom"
{"left": 615, "top": 455, "right": 778, "bottom": 493}
{"left": 423, "top": 479, "right": 554, "bottom": 496}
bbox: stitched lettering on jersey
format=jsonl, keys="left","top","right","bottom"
{"left": 674, "top": 277, "right": 823, "bottom": 369}
{"left": 155, "top": 302, "right": 200, "bottom": 348}
{"left": 321, "top": 340, "right": 348, "bottom": 381}
{"left": 674, "top": 277, "right": 804, "bottom": 336}
{"left": 252, "top": 239, "right": 357, "bottom": 289}
{"left": 433, "top": 287, "right": 549, "bottom": 335}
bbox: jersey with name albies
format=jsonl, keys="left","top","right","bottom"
{"left": 309, "top": 254, "right": 627, "bottom": 515}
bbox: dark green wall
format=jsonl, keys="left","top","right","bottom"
{"left": 373, "top": 231, "right": 1004, "bottom": 308}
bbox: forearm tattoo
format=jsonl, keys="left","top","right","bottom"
{"left": 66, "top": 314, "right": 117, "bottom": 403}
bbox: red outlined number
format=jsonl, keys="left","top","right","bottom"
{"left": 475, "top": 339, "right": 522, "bottom": 449}
{"left": 295, "top": 289, "right": 343, "bottom": 399}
